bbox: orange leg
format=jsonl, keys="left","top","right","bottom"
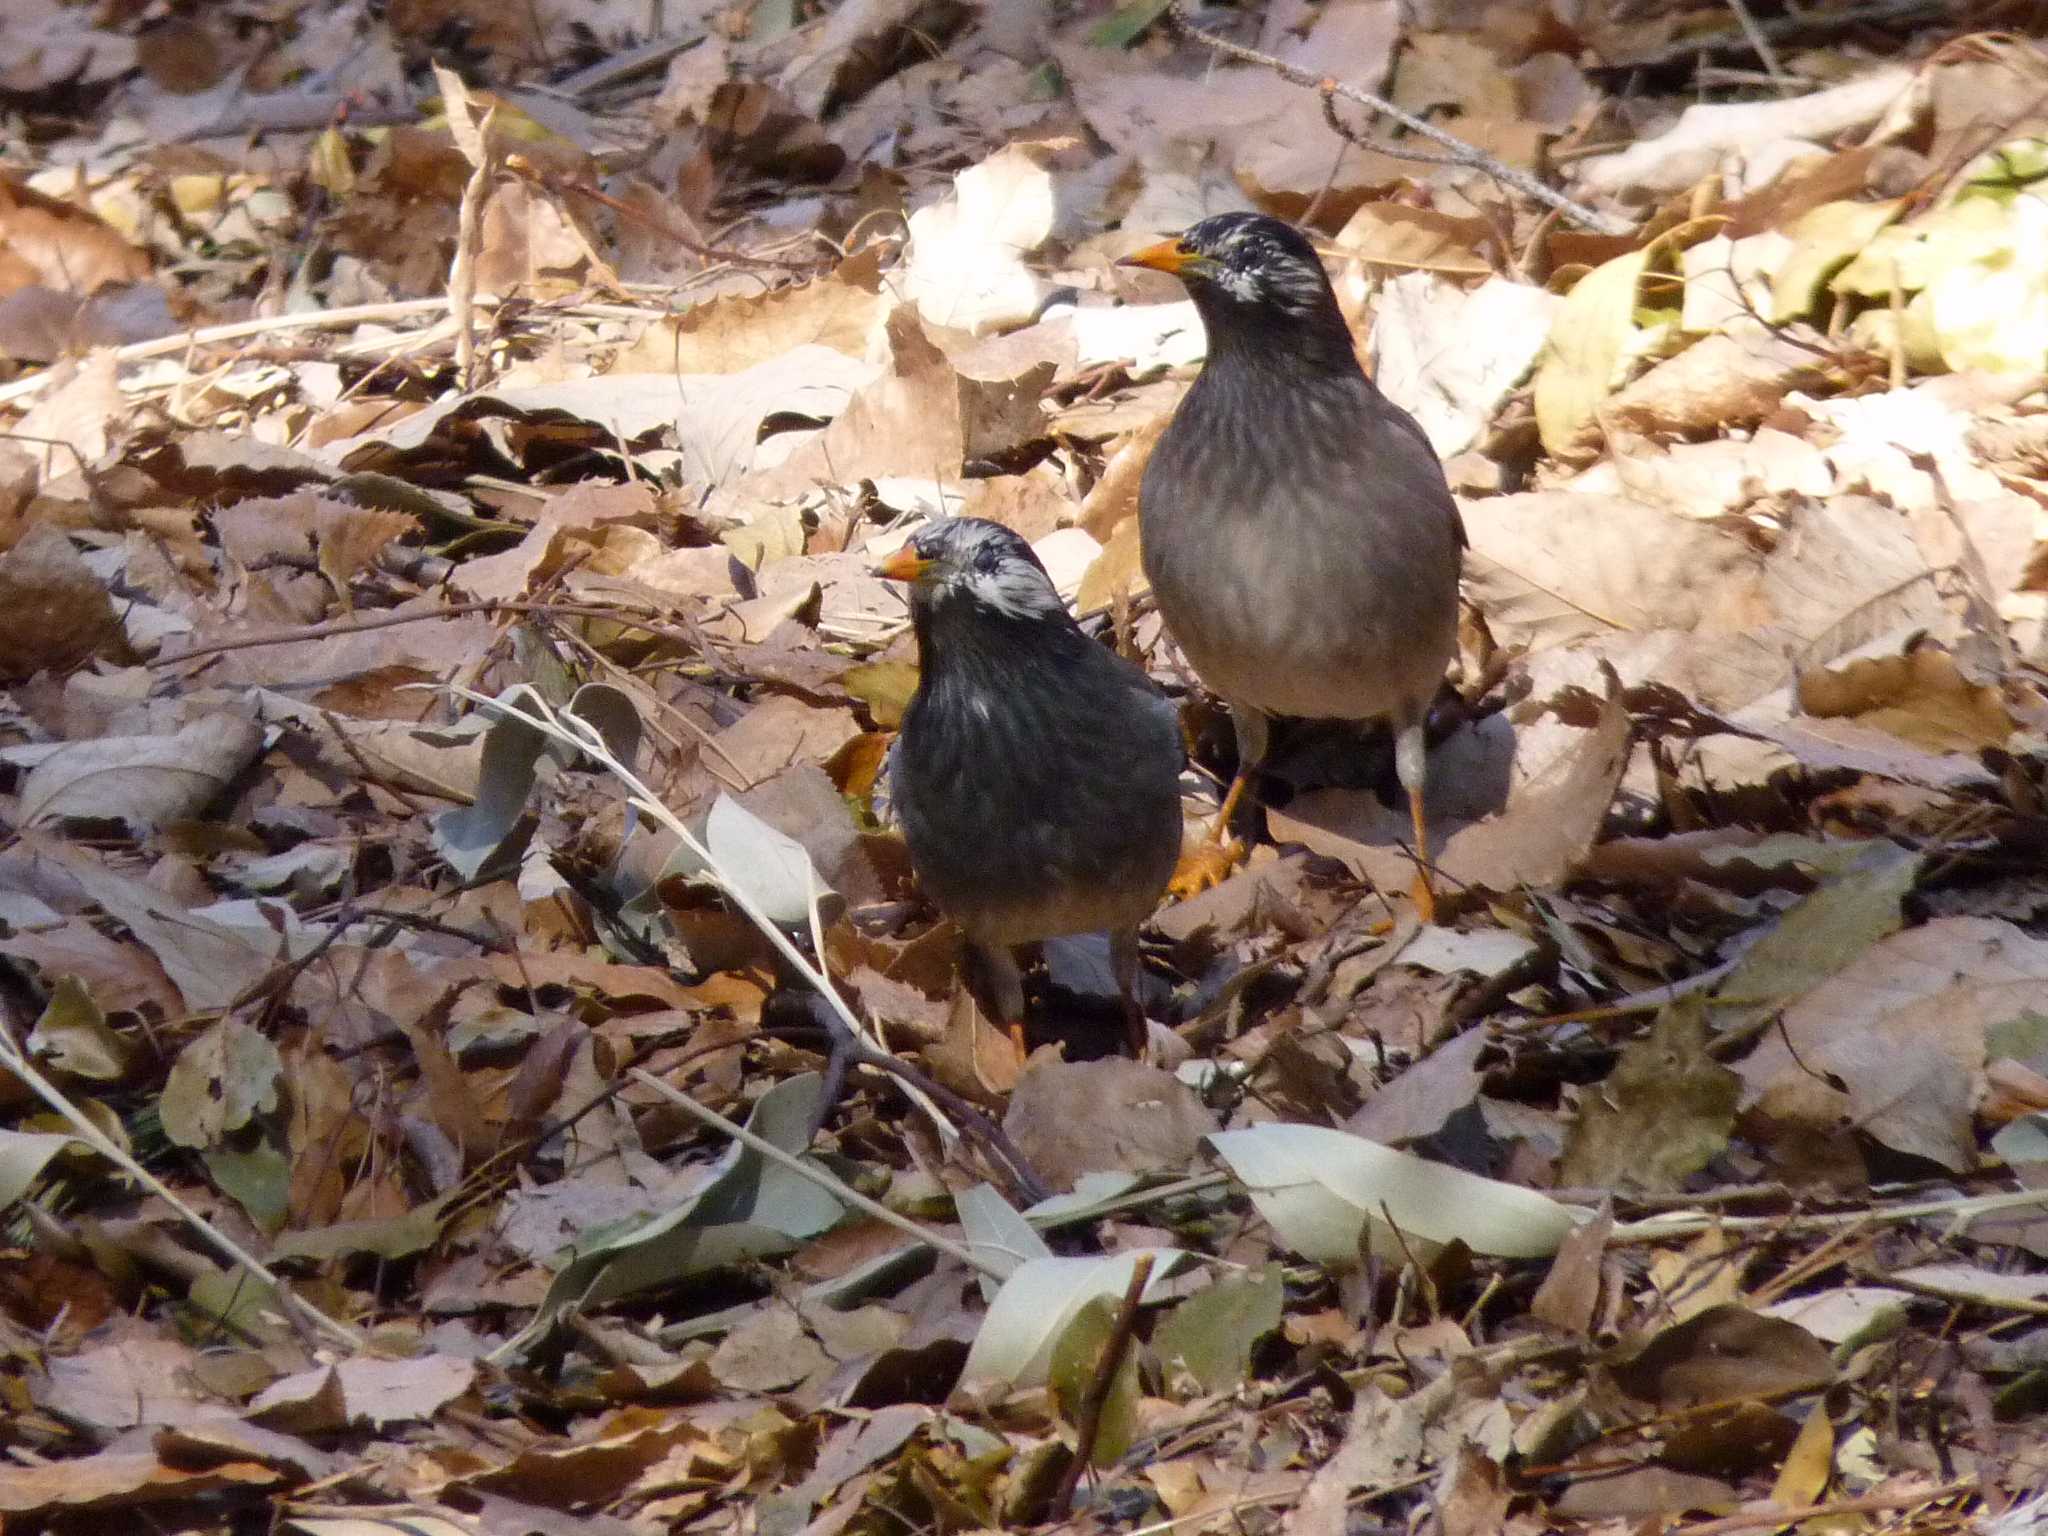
{"left": 1391, "top": 718, "right": 1440, "bottom": 924}
{"left": 1407, "top": 781, "right": 1437, "bottom": 925}
{"left": 1209, "top": 769, "right": 1250, "bottom": 844}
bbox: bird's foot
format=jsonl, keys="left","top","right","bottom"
{"left": 1168, "top": 837, "right": 1246, "bottom": 900}
{"left": 1410, "top": 869, "right": 1438, "bottom": 926}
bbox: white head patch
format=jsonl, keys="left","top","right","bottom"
{"left": 1184, "top": 213, "right": 1336, "bottom": 322}
{"left": 915, "top": 518, "right": 1068, "bottom": 622}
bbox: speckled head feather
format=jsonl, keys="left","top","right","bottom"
{"left": 1126, "top": 212, "right": 1356, "bottom": 378}
{"left": 897, "top": 517, "right": 1070, "bottom": 625}
{"left": 1169, "top": 213, "right": 1341, "bottom": 324}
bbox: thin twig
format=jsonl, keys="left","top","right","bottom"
{"left": 1610, "top": 1185, "right": 2048, "bottom": 1245}
{"left": 1163, "top": 1, "right": 1630, "bottom": 236}
{"left": 627, "top": 1068, "right": 996, "bottom": 1277}
{"left": 149, "top": 599, "right": 708, "bottom": 667}
{"left": 1053, "top": 1252, "right": 1157, "bottom": 1511}
{"left": 0, "top": 299, "right": 471, "bottom": 408}
{"left": 1724, "top": 0, "right": 1792, "bottom": 91}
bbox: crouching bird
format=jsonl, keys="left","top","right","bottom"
{"left": 1121, "top": 212, "right": 1466, "bottom": 921}
{"left": 876, "top": 517, "right": 1183, "bottom": 1057}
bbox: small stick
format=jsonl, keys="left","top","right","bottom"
{"left": 1053, "top": 1252, "right": 1157, "bottom": 1511}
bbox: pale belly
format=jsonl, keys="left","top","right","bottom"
{"left": 1147, "top": 516, "right": 1456, "bottom": 725}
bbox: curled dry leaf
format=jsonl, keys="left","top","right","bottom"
{"left": 19, "top": 713, "right": 263, "bottom": 832}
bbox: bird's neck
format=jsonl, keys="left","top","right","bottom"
{"left": 1193, "top": 295, "right": 1365, "bottom": 382}
{"left": 912, "top": 593, "right": 1082, "bottom": 679}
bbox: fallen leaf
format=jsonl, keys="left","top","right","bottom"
{"left": 19, "top": 714, "right": 264, "bottom": 832}
{"left": 1559, "top": 996, "right": 1740, "bottom": 1192}
{"left": 1208, "top": 1122, "right": 1587, "bottom": 1266}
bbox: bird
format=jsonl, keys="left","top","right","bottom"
{"left": 1119, "top": 212, "right": 1465, "bottom": 922}
{"left": 874, "top": 516, "right": 1185, "bottom": 1058}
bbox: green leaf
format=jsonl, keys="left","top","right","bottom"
{"left": 1049, "top": 1296, "right": 1139, "bottom": 1468}
{"left": 1154, "top": 1263, "right": 1284, "bottom": 1396}
{"left": 271, "top": 1199, "right": 452, "bottom": 1262}
{"left": 1533, "top": 246, "right": 1655, "bottom": 456}
{"left": 27, "top": 976, "right": 135, "bottom": 1081}
{"left": 512, "top": 1073, "right": 843, "bottom": 1351}
{"left": 1558, "top": 995, "right": 1740, "bottom": 1193}
{"left": 1769, "top": 197, "right": 1905, "bottom": 319}
{"left": 204, "top": 1141, "right": 292, "bottom": 1235}
{"left": 1711, "top": 841, "right": 1923, "bottom": 1026}
{"left": 962, "top": 1248, "right": 1186, "bottom": 1389}
{"left": 1086, "top": 0, "right": 1171, "bottom": 47}
{"left": 1833, "top": 197, "right": 2008, "bottom": 297}
{"left": 1957, "top": 137, "right": 2048, "bottom": 204}
{"left": 957, "top": 1182, "right": 1052, "bottom": 1300}
{"left": 1208, "top": 1123, "right": 1586, "bottom": 1266}
{"left": 433, "top": 682, "right": 640, "bottom": 881}
{"left": 160, "top": 1019, "right": 283, "bottom": 1149}
{"left": 1920, "top": 197, "right": 2048, "bottom": 374}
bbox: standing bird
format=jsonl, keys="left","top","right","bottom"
{"left": 1120, "top": 213, "right": 1465, "bottom": 921}
{"left": 875, "top": 517, "right": 1184, "bottom": 1057}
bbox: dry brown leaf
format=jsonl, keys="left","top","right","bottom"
{"left": 0, "top": 1452, "right": 278, "bottom": 1515}
{"left": 250, "top": 1355, "right": 477, "bottom": 1430}
{"left": 1334, "top": 203, "right": 1495, "bottom": 276}
{"left": 1737, "top": 916, "right": 2042, "bottom": 1170}
{"left": 0, "top": 171, "right": 152, "bottom": 295}
{"left": 922, "top": 987, "right": 1023, "bottom": 1103}
{"left": 1002, "top": 1057, "right": 1217, "bottom": 1192}
{"left": 1796, "top": 646, "right": 2014, "bottom": 752}
{"left": 0, "top": 920, "right": 180, "bottom": 1018}
{"left": 1077, "top": 411, "right": 1171, "bottom": 542}
{"left": 612, "top": 253, "right": 885, "bottom": 376}
{"left": 1461, "top": 492, "right": 1761, "bottom": 656}
{"left": 1371, "top": 274, "right": 1561, "bottom": 458}
{"left": 1269, "top": 675, "right": 1631, "bottom": 897}
{"left": 0, "top": 524, "right": 131, "bottom": 676}
{"left": 36, "top": 1336, "right": 217, "bottom": 1430}
{"left": 1612, "top": 1305, "right": 1832, "bottom": 1409}
{"left": 1601, "top": 323, "right": 1840, "bottom": 438}
{"left": 20, "top": 713, "right": 263, "bottom": 832}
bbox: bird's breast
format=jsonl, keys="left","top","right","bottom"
{"left": 1141, "top": 387, "right": 1460, "bottom": 723}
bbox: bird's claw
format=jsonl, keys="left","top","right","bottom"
{"left": 1168, "top": 838, "right": 1247, "bottom": 900}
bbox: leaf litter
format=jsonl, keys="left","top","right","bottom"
{"left": 4, "top": 2, "right": 2048, "bottom": 1533}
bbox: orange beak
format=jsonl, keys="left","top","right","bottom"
{"left": 875, "top": 547, "right": 933, "bottom": 583}
{"left": 1118, "top": 237, "right": 1197, "bottom": 275}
